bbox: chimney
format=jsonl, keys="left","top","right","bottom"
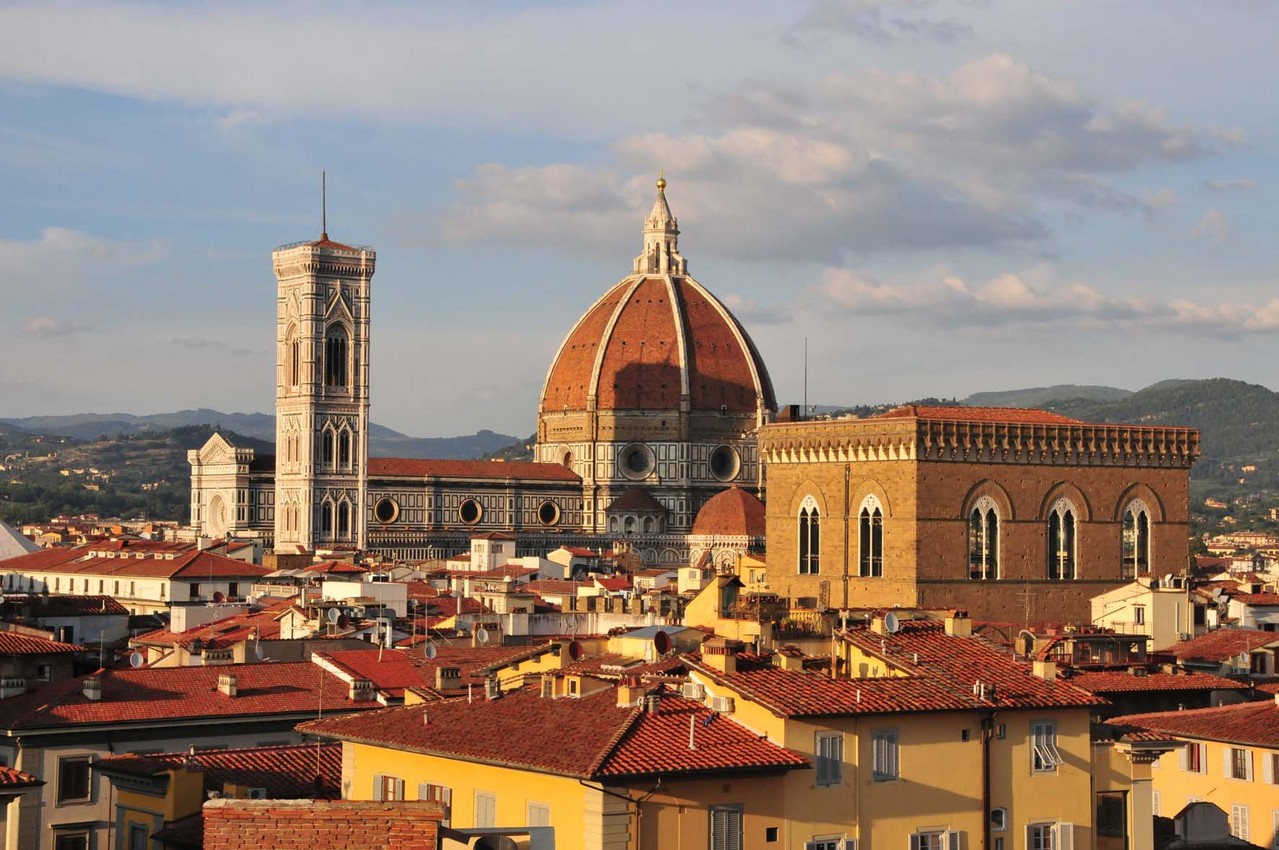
{"left": 771, "top": 650, "right": 804, "bottom": 671}
{"left": 1032, "top": 660, "right": 1057, "bottom": 681}
{"left": 434, "top": 667, "right": 462, "bottom": 693}
{"left": 83, "top": 677, "right": 102, "bottom": 700}
{"left": 0, "top": 677, "right": 27, "bottom": 699}
{"left": 484, "top": 677, "right": 502, "bottom": 701}
{"left": 616, "top": 675, "right": 645, "bottom": 708}
{"left": 349, "top": 679, "right": 376, "bottom": 702}
{"left": 702, "top": 639, "right": 742, "bottom": 674}
{"left": 945, "top": 615, "right": 972, "bottom": 638}
{"left": 217, "top": 673, "right": 237, "bottom": 697}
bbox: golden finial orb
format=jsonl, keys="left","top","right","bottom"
{"left": 656, "top": 169, "right": 666, "bottom": 191}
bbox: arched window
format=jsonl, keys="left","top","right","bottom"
{"left": 1048, "top": 498, "right": 1078, "bottom": 580}
{"left": 642, "top": 516, "right": 654, "bottom": 533}
{"left": 969, "top": 496, "right": 1000, "bottom": 580}
{"left": 859, "top": 495, "right": 883, "bottom": 577}
{"left": 320, "top": 502, "right": 333, "bottom": 535}
{"left": 324, "top": 327, "right": 349, "bottom": 388}
{"left": 337, "top": 502, "right": 350, "bottom": 539}
{"left": 624, "top": 516, "right": 637, "bottom": 535}
{"left": 1122, "top": 500, "right": 1151, "bottom": 578}
{"left": 797, "top": 495, "right": 820, "bottom": 575}
{"left": 287, "top": 331, "right": 300, "bottom": 388}
{"left": 323, "top": 429, "right": 335, "bottom": 466}
{"left": 338, "top": 430, "right": 351, "bottom": 466}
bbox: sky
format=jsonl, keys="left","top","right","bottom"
{"left": 1, "top": 0, "right": 1277, "bottom": 438}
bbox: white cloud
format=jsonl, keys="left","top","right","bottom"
{"left": 813, "top": 265, "right": 1279, "bottom": 335}
{"left": 0, "top": 228, "right": 166, "bottom": 309}
{"left": 22, "top": 317, "right": 88, "bottom": 338}
{"left": 1204, "top": 179, "right": 1254, "bottom": 192}
{"left": 787, "top": 0, "right": 979, "bottom": 44}
{"left": 721, "top": 293, "right": 792, "bottom": 325}
{"left": 1191, "top": 209, "right": 1230, "bottom": 243}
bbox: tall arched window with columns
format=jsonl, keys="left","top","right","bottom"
{"left": 969, "top": 496, "right": 1000, "bottom": 580}
{"left": 859, "top": 495, "right": 884, "bottom": 577}
{"left": 797, "top": 495, "right": 820, "bottom": 575}
{"left": 1122, "top": 499, "right": 1151, "bottom": 578}
{"left": 1047, "top": 498, "right": 1078, "bottom": 580}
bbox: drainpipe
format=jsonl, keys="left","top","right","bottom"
{"left": 982, "top": 712, "right": 995, "bottom": 850}
{"left": 842, "top": 464, "right": 851, "bottom": 609}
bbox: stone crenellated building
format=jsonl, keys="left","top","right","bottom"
{"left": 760, "top": 405, "right": 1199, "bottom": 622}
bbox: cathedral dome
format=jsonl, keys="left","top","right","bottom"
{"left": 691, "top": 487, "right": 766, "bottom": 538}
{"left": 539, "top": 180, "right": 776, "bottom": 418}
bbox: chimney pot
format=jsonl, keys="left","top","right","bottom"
{"left": 83, "top": 677, "right": 102, "bottom": 701}
{"left": 217, "top": 674, "right": 237, "bottom": 697}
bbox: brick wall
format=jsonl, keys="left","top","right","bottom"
{"left": 204, "top": 799, "right": 442, "bottom": 850}
{"left": 765, "top": 442, "right": 1191, "bottom": 623}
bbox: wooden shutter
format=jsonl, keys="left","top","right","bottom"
{"left": 1179, "top": 744, "right": 1188, "bottom": 771}
{"left": 1225, "top": 747, "right": 1234, "bottom": 777}
{"left": 909, "top": 835, "right": 922, "bottom": 850}
{"left": 372, "top": 774, "right": 385, "bottom": 801}
{"left": 1055, "top": 823, "right": 1074, "bottom": 850}
{"left": 1263, "top": 753, "right": 1274, "bottom": 785}
{"left": 710, "top": 806, "right": 743, "bottom": 850}
{"left": 945, "top": 831, "right": 963, "bottom": 850}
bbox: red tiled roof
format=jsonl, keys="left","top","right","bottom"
{"left": 0, "top": 662, "right": 380, "bottom": 730}
{"left": 303, "top": 560, "right": 368, "bottom": 576}
{"left": 524, "top": 579, "right": 589, "bottom": 597}
{"left": 1231, "top": 593, "right": 1279, "bottom": 606}
{"left": 367, "top": 458, "right": 580, "bottom": 482}
{"left": 873, "top": 405, "right": 1083, "bottom": 424}
{"left": 2, "top": 594, "right": 129, "bottom": 617}
{"left": 1158, "top": 628, "right": 1279, "bottom": 661}
{"left": 691, "top": 487, "right": 766, "bottom": 537}
{"left": 302, "top": 684, "right": 804, "bottom": 780}
{"left": 1065, "top": 670, "right": 1247, "bottom": 694}
{"left": 96, "top": 743, "right": 342, "bottom": 798}
{"left": 595, "top": 576, "right": 632, "bottom": 592}
{"left": 607, "top": 487, "right": 667, "bottom": 513}
{"left": 690, "top": 621, "right": 1105, "bottom": 718}
{"left": 0, "top": 766, "right": 43, "bottom": 788}
{"left": 541, "top": 276, "right": 776, "bottom": 415}
{"left": 131, "top": 605, "right": 285, "bottom": 650}
{"left": 1112, "top": 700, "right": 1279, "bottom": 748}
{"left": 0, "top": 631, "right": 81, "bottom": 654}
{"left": 0, "top": 545, "right": 268, "bottom": 579}
{"left": 472, "top": 564, "right": 538, "bottom": 581}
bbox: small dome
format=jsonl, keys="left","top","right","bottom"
{"left": 691, "top": 487, "right": 765, "bottom": 537}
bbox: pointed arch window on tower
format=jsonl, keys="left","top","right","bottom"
{"left": 797, "top": 496, "right": 821, "bottom": 575}
{"left": 968, "top": 497, "right": 1000, "bottom": 580}
{"left": 320, "top": 501, "right": 333, "bottom": 536}
{"left": 1122, "top": 500, "right": 1151, "bottom": 578}
{"left": 288, "top": 334, "right": 300, "bottom": 388}
{"left": 324, "top": 327, "right": 349, "bottom": 389}
{"left": 338, "top": 430, "right": 351, "bottom": 467}
{"left": 1048, "top": 499, "right": 1078, "bottom": 580}
{"left": 859, "top": 496, "right": 884, "bottom": 577}
{"left": 322, "top": 429, "right": 335, "bottom": 467}
{"left": 337, "top": 501, "right": 350, "bottom": 539}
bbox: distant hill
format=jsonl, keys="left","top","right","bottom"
{"left": 963, "top": 385, "right": 1133, "bottom": 408}
{"left": 0, "top": 411, "right": 520, "bottom": 461}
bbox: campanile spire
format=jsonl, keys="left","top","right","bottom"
{"left": 633, "top": 172, "right": 687, "bottom": 275}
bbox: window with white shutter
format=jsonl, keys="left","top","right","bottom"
{"left": 527, "top": 801, "right": 550, "bottom": 827}
{"left": 373, "top": 774, "right": 404, "bottom": 801}
{"left": 1027, "top": 824, "right": 1053, "bottom": 850}
{"left": 710, "top": 805, "right": 744, "bottom": 850}
{"left": 475, "top": 791, "right": 497, "bottom": 828}
{"left": 872, "top": 728, "right": 900, "bottom": 781}
{"left": 1053, "top": 823, "right": 1074, "bottom": 850}
{"left": 1031, "top": 721, "right": 1062, "bottom": 773}
{"left": 418, "top": 783, "right": 452, "bottom": 826}
{"left": 1264, "top": 753, "right": 1277, "bottom": 785}
{"left": 816, "top": 732, "right": 844, "bottom": 786}
{"left": 1231, "top": 805, "right": 1250, "bottom": 841}
{"left": 1153, "top": 791, "right": 1161, "bottom": 817}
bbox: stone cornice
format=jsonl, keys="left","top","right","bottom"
{"left": 760, "top": 418, "right": 1200, "bottom": 469}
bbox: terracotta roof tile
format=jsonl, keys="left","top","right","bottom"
{"left": 0, "top": 766, "right": 43, "bottom": 788}
{"left": 691, "top": 487, "right": 766, "bottom": 537}
{"left": 302, "top": 684, "right": 804, "bottom": 780}
{"left": 0, "top": 662, "right": 380, "bottom": 730}
{"left": 0, "top": 631, "right": 81, "bottom": 654}
{"left": 2, "top": 594, "right": 128, "bottom": 617}
{"left": 1111, "top": 700, "right": 1279, "bottom": 748}
{"left": 96, "top": 743, "right": 341, "bottom": 798}
{"left": 367, "top": 458, "right": 579, "bottom": 481}
{"left": 1065, "top": 670, "right": 1247, "bottom": 693}
{"left": 607, "top": 487, "right": 667, "bottom": 513}
{"left": 1159, "top": 628, "right": 1279, "bottom": 661}
{"left": 873, "top": 405, "right": 1083, "bottom": 424}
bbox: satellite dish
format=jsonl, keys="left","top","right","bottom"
{"left": 212, "top": 591, "right": 226, "bottom": 604}
{"left": 884, "top": 612, "right": 901, "bottom": 634}
{"left": 327, "top": 608, "right": 341, "bottom": 623}
{"left": 475, "top": 627, "right": 490, "bottom": 646}
{"left": 129, "top": 651, "right": 144, "bottom": 668}
{"left": 254, "top": 643, "right": 265, "bottom": 661}
{"left": 424, "top": 642, "right": 438, "bottom": 660}
{"left": 1211, "top": 587, "right": 1224, "bottom": 601}
{"left": 653, "top": 630, "right": 672, "bottom": 655}
{"left": 568, "top": 640, "right": 583, "bottom": 661}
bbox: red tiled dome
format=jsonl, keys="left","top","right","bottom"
{"left": 540, "top": 275, "right": 776, "bottom": 415}
{"left": 691, "top": 487, "right": 766, "bottom": 537}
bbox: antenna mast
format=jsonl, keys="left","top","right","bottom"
{"left": 803, "top": 337, "right": 808, "bottom": 421}
{"left": 321, "top": 171, "right": 328, "bottom": 239}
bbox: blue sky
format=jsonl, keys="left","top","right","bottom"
{"left": 1, "top": 0, "right": 1276, "bottom": 438}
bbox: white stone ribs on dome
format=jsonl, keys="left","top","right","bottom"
{"left": 662, "top": 275, "right": 692, "bottom": 403}
{"left": 587, "top": 275, "right": 648, "bottom": 409}
{"left": 682, "top": 275, "right": 772, "bottom": 422}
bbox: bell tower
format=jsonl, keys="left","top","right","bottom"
{"left": 271, "top": 223, "right": 375, "bottom": 552}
